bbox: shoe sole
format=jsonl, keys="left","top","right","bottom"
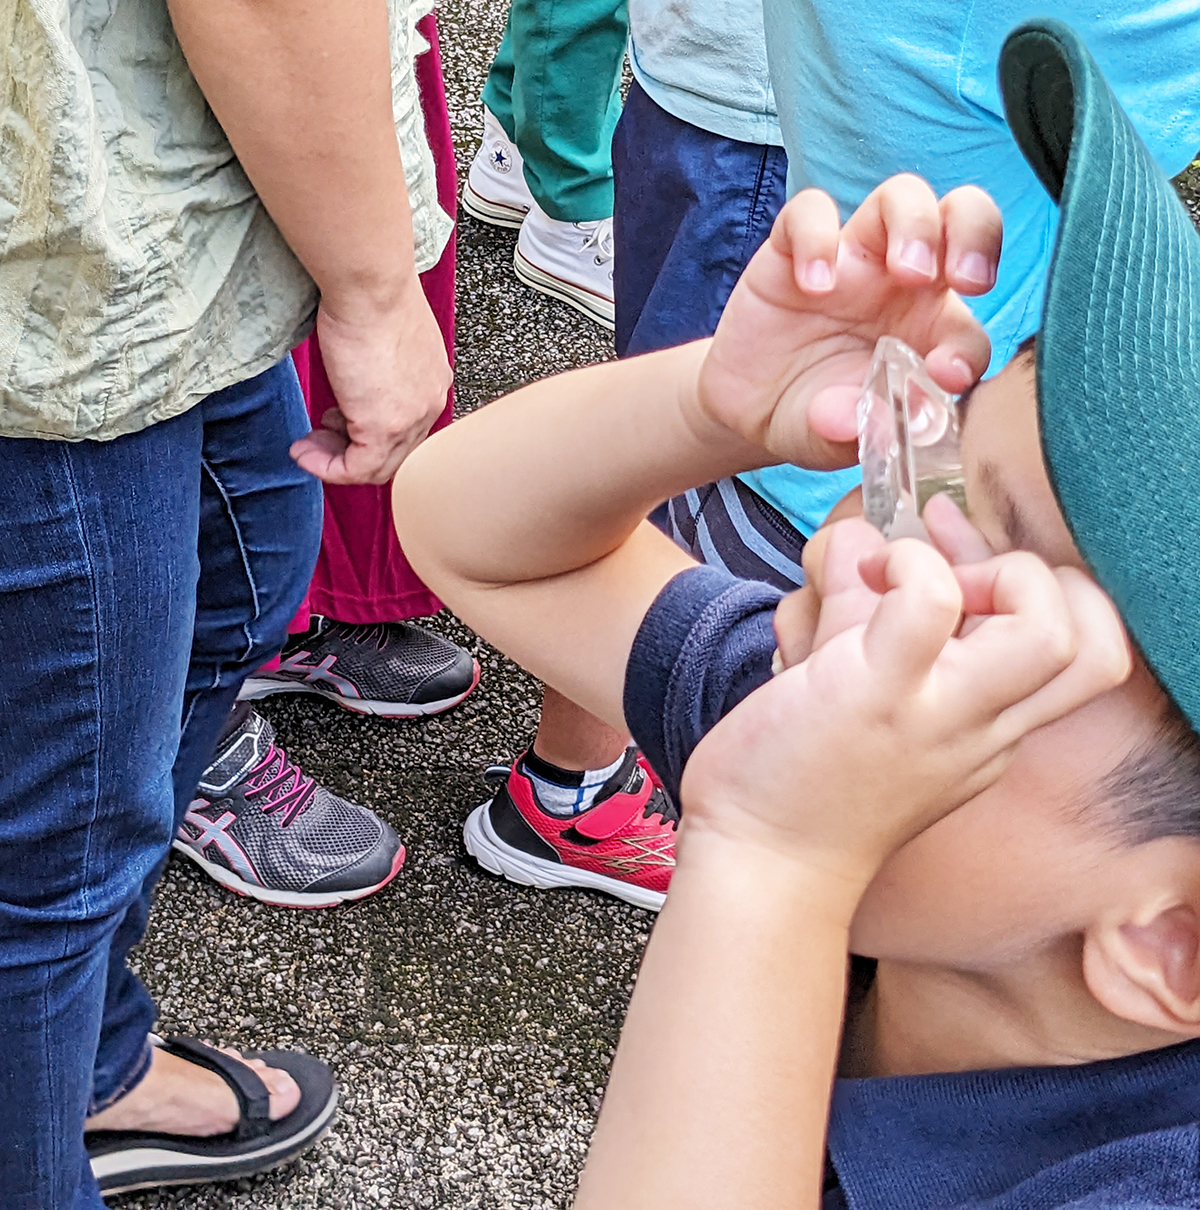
{"left": 237, "top": 659, "right": 481, "bottom": 718}
{"left": 512, "top": 246, "right": 615, "bottom": 331}
{"left": 462, "top": 180, "right": 529, "bottom": 229}
{"left": 171, "top": 841, "right": 406, "bottom": 909}
{"left": 92, "top": 1086, "right": 338, "bottom": 1194}
{"left": 463, "top": 800, "right": 665, "bottom": 912}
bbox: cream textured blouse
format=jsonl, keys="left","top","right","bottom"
{"left": 0, "top": 0, "right": 452, "bottom": 441}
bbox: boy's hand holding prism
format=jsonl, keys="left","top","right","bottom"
{"left": 681, "top": 508, "right": 1129, "bottom": 895}
{"left": 695, "top": 175, "right": 997, "bottom": 471}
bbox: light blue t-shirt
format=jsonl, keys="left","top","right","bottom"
{"left": 742, "top": 0, "right": 1200, "bottom": 537}
{"left": 628, "top": 0, "right": 782, "bottom": 146}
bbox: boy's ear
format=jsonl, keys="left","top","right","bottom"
{"left": 1083, "top": 901, "right": 1200, "bottom": 1035}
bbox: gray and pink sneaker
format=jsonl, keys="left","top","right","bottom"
{"left": 238, "top": 616, "right": 480, "bottom": 719}
{"left": 174, "top": 704, "right": 404, "bottom": 908}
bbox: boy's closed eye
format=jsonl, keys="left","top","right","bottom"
{"left": 956, "top": 349, "right": 1085, "bottom": 570}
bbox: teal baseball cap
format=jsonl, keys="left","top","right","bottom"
{"left": 999, "top": 20, "right": 1200, "bottom": 729}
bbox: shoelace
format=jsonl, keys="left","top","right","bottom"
{"left": 324, "top": 618, "right": 397, "bottom": 652}
{"left": 640, "top": 782, "right": 679, "bottom": 830}
{"left": 581, "top": 218, "right": 614, "bottom": 265}
{"left": 244, "top": 744, "right": 317, "bottom": 827}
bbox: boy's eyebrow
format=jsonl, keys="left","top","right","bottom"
{"left": 978, "top": 458, "right": 1042, "bottom": 553}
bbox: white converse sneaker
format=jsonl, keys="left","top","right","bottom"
{"left": 513, "top": 202, "right": 615, "bottom": 330}
{"left": 463, "top": 108, "right": 534, "bottom": 229}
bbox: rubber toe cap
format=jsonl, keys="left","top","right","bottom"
{"left": 303, "top": 819, "right": 404, "bottom": 894}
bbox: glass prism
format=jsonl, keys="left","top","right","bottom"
{"left": 856, "top": 336, "right": 967, "bottom": 541}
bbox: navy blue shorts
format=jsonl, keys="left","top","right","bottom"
{"left": 612, "top": 78, "right": 788, "bottom": 357}
{"left": 649, "top": 479, "right": 806, "bottom": 592}
{"left": 614, "top": 80, "right": 804, "bottom": 588}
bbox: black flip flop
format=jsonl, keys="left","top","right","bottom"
{"left": 86, "top": 1037, "right": 337, "bottom": 1195}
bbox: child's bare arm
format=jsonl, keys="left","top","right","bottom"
{"left": 574, "top": 519, "right": 1131, "bottom": 1210}
{"left": 396, "top": 341, "right": 756, "bottom": 730}
{"left": 393, "top": 176, "right": 1001, "bottom": 729}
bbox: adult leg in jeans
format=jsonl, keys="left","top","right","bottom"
{"left": 92, "top": 361, "right": 322, "bottom": 1134}
{"left": 0, "top": 360, "right": 321, "bottom": 1209}
{"left": 0, "top": 406, "right": 204, "bottom": 1210}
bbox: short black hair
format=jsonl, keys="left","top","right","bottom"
{"left": 1098, "top": 698, "right": 1200, "bottom": 844}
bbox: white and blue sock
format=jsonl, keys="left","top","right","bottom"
{"left": 520, "top": 748, "right": 629, "bottom": 817}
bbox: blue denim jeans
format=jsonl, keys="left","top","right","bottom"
{"left": 0, "top": 359, "right": 323, "bottom": 1210}
{"left": 611, "top": 79, "right": 788, "bottom": 357}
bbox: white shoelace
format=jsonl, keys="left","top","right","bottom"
{"left": 580, "top": 217, "right": 614, "bottom": 264}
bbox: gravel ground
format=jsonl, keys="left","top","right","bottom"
{"left": 118, "top": 4, "right": 632, "bottom": 1208}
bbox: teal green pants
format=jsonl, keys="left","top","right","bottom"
{"left": 482, "top": 0, "right": 629, "bottom": 223}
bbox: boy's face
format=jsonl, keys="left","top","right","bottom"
{"left": 837, "top": 354, "right": 1180, "bottom": 966}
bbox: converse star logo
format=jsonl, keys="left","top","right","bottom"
{"left": 490, "top": 145, "right": 512, "bottom": 174}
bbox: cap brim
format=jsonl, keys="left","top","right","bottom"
{"left": 1001, "top": 21, "right": 1200, "bottom": 728}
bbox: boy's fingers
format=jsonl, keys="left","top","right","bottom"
{"left": 951, "top": 552, "right": 1081, "bottom": 715}
{"left": 860, "top": 539, "right": 963, "bottom": 686}
{"left": 925, "top": 493, "right": 995, "bottom": 565}
{"left": 940, "top": 185, "right": 1003, "bottom": 296}
{"left": 845, "top": 174, "right": 944, "bottom": 285}
{"left": 773, "top": 586, "right": 821, "bottom": 669}
{"left": 807, "top": 388, "right": 866, "bottom": 447}
{"left": 807, "top": 518, "right": 884, "bottom": 599}
{"left": 929, "top": 495, "right": 996, "bottom": 638}
{"left": 774, "top": 188, "right": 843, "bottom": 294}
{"left": 921, "top": 295, "right": 992, "bottom": 393}
{"left": 799, "top": 520, "right": 893, "bottom": 656}
{"left": 997, "top": 568, "right": 1132, "bottom": 738}
{"left": 798, "top": 525, "right": 830, "bottom": 596}
{"left": 812, "top": 526, "right": 892, "bottom": 649}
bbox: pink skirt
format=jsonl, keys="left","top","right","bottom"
{"left": 290, "top": 11, "right": 456, "bottom": 628}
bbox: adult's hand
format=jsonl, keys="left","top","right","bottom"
{"left": 166, "top": 0, "right": 449, "bottom": 484}
{"left": 290, "top": 288, "right": 452, "bottom": 485}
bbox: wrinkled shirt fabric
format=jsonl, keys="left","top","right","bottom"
{"left": 0, "top": 0, "right": 452, "bottom": 442}
{"left": 741, "top": 0, "right": 1200, "bottom": 537}
{"left": 627, "top": 0, "right": 781, "bottom": 146}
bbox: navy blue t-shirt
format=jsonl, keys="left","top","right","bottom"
{"left": 623, "top": 564, "right": 1200, "bottom": 1209}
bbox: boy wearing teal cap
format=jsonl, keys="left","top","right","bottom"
{"left": 397, "top": 22, "right": 1200, "bottom": 1208}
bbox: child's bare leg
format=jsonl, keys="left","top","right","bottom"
{"left": 532, "top": 685, "right": 629, "bottom": 770}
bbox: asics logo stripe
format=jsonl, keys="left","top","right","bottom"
{"left": 602, "top": 836, "right": 676, "bottom": 875}
{"left": 183, "top": 803, "right": 261, "bottom": 887}
{"left": 277, "top": 651, "right": 362, "bottom": 699}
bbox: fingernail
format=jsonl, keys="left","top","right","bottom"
{"left": 950, "top": 356, "right": 973, "bottom": 381}
{"left": 956, "top": 251, "right": 994, "bottom": 287}
{"left": 899, "top": 240, "right": 936, "bottom": 277}
{"left": 801, "top": 259, "right": 834, "bottom": 291}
